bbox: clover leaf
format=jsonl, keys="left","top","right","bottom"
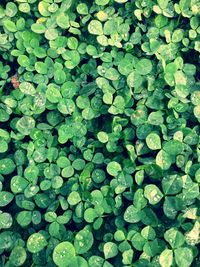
{"left": 74, "top": 227, "right": 94, "bottom": 254}
{"left": 0, "top": 191, "right": 14, "bottom": 207}
{"left": 53, "top": 242, "right": 76, "bottom": 267}
{"left": 16, "top": 116, "right": 35, "bottom": 135}
{"left": 164, "top": 228, "right": 185, "bottom": 249}
{"left": 88, "top": 20, "right": 103, "bottom": 35}
{"left": 159, "top": 249, "right": 173, "bottom": 267}
{"left": 136, "top": 59, "right": 153, "bottom": 75}
{"left": 103, "top": 242, "right": 118, "bottom": 259}
{"left": 146, "top": 133, "right": 161, "bottom": 150}
{"left": 174, "top": 247, "right": 193, "bottom": 267}
{"left": 0, "top": 158, "right": 15, "bottom": 175}
{"left": 162, "top": 174, "right": 183, "bottom": 195}
{"left": 27, "top": 233, "right": 47, "bottom": 253}
{"left": 144, "top": 185, "right": 163, "bottom": 205}
{"left": 10, "top": 246, "right": 27, "bottom": 266}
{"left": 124, "top": 205, "right": 142, "bottom": 223}
{"left": 107, "top": 161, "right": 122, "bottom": 176}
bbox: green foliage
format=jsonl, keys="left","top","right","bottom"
{"left": 0, "top": 0, "right": 199, "bottom": 266}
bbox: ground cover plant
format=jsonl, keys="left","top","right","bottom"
{"left": 0, "top": 0, "right": 199, "bottom": 266}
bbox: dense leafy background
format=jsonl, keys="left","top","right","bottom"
{"left": 0, "top": 0, "right": 199, "bottom": 266}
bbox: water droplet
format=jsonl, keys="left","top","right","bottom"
{"left": 76, "top": 234, "right": 83, "bottom": 240}
{"left": 79, "top": 242, "right": 84, "bottom": 247}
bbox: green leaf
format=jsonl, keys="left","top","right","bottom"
{"left": 31, "top": 23, "right": 46, "bottom": 33}
{"left": 144, "top": 184, "right": 163, "bottom": 205}
{"left": 134, "top": 189, "right": 147, "bottom": 210}
{"left": 163, "top": 196, "right": 177, "bottom": 219}
{"left": 45, "top": 28, "right": 58, "bottom": 40}
{"left": 97, "top": 131, "right": 109, "bottom": 143}
{"left": 0, "top": 158, "right": 15, "bottom": 175}
{"left": 84, "top": 208, "right": 98, "bottom": 223}
{"left": 57, "top": 99, "right": 75, "bottom": 115}
{"left": 107, "top": 161, "right": 122, "bottom": 176}
{"left": 0, "top": 212, "right": 13, "bottom": 229}
{"left": 92, "top": 169, "right": 106, "bottom": 183}
{"left": 174, "top": 247, "right": 193, "bottom": 267}
{"left": 54, "top": 69, "right": 66, "bottom": 84}
{"left": 5, "top": 2, "right": 18, "bottom": 17}
{"left": 127, "top": 71, "right": 143, "bottom": 88}
{"left": 156, "top": 150, "right": 172, "bottom": 170}
{"left": 122, "top": 249, "right": 134, "bottom": 265}
{"left": 88, "top": 20, "right": 103, "bottom": 35}
{"left": 118, "top": 58, "right": 133, "bottom": 76}
{"left": 95, "top": 0, "right": 110, "bottom": 5}
{"left": 0, "top": 191, "right": 14, "bottom": 207}
{"left": 74, "top": 227, "right": 94, "bottom": 254}
{"left": 67, "top": 37, "right": 78, "bottom": 50}
{"left": 82, "top": 107, "right": 95, "bottom": 120}
{"left": 191, "top": 91, "right": 200, "bottom": 106}
{"left": 159, "top": 249, "right": 173, "bottom": 267}
{"left": 10, "top": 246, "right": 27, "bottom": 266}
{"left": 162, "top": 174, "right": 183, "bottom": 195}
{"left": 16, "top": 116, "right": 35, "bottom": 135}
{"left": 77, "top": 3, "right": 88, "bottom": 14}
{"left": 35, "top": 62, "right": 48, "bottom": 74}
{"left": 17, "top": 211, "right": 32, "bottom": 227}
{"left": 131, "top": 233, "right": 146, "bottom": 251}
{"left": 124, "top": 205, "right": 142, "bottom": 223}
{"left": 53, "top": 242, "right": 76, "bottom": 267}
{"left": 46, "top": 84, "right": 62, "bottom": 103}
{"left": 62, "top": 165, "right": 74, "bottom": 178}
{"left": 172, "top": 29, "right": 184, "bottom": 43}
{"left": 185, "top": 221, "right": 200, "bottom": 246}
{"left": 148, "top": 111, "right": 164, "bottom": 125}
{"left": 136, "top": 59, "right": 153, "bottom": 75}
{"left": 104, "top": 68, "right": 120, "bottom": 81}
{"left": 146, "top": 133, "right": 161, "bottom": 150}
{"left": 56, "top": 14, "right": 70, "bottom": 29}
{"left": 163, "top": 140, "right": 183, "bottom": 155}
{"left": 157, "top": 0, "right": 169, "bottom": 9}
{"left": 17, "top": 55, "right": 30, "bottom": 67}
{"left": 103, "top": 242, "right": 118, "bottom": 259}
{"left": 27, "top": 233, "right": 47, "bottom": 253}
{"left": 68, "top": 256, "right": 88, "bottom": 267}
{"left": 67, "top": 191, "right": 81, "bottom": 205}
{"left": 72, "top": 159, "right": 85, "bottom": 171}
{"left": 141, "top": 226, "right": 156, "bottom": 240}
{"left": 19, "top": 82, "right": 36, "bottom": 96}
{"left": 182, "top": 182, "right": 199, "bottom": 200}
{"left": 64, "top": 50, "right": 80, "bottom": 69}
{"left": 0, "top": 140, "right": 8, "bottom": 153}
{"left": 164, "top": 228, "right": 185, "bottom": 248}
{"left": 4, "top": 19, "right": 17, "bottom": 32}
